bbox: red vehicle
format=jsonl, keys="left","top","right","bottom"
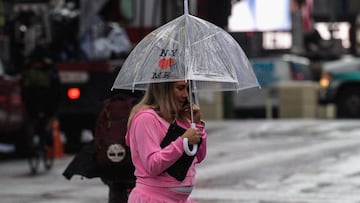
{"left": 55, "top": 60, "right": 124, "bottom": 153}
{"left": 0, "top": 72, "right": 29, "bottom": 156}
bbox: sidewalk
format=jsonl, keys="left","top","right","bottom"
{"left": 0, "top": 155, "right": 108, "bottom": 203}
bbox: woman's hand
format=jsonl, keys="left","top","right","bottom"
{"left": 181, "top": 128, "right": 202, "bottom": 145}
{"left": 180, "top": 103, "right": 201, "bottom": 124}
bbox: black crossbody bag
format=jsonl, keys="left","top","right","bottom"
{"left": 160, "top": 121, "right": 198, "bottom": 181}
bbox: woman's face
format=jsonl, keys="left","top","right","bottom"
{"left": 172, "top": 81, "right": 189, "bottom": 112}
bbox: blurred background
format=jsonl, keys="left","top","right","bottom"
{"left": 0, "top": 0, "right": 359, "bottom": 157}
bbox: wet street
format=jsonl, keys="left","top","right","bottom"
{"left": 192, "top": 119, "right": 360, "bottom": 203}
{"left": 1, "top": 119, "right": 360, "bottom": 203}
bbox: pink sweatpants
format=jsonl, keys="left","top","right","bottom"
{"left": 128, "top": 183, "right": 196, "bottom": 203}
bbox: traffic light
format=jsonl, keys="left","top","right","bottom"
{"left": 67, "top": 87, "right": 80, "bottom": 100}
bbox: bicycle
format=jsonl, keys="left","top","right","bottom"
{"left": 27, "top": 116, "right": 55, "bottom": 174}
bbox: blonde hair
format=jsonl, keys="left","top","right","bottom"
{"left": 128, "top": 82, "right": 178, "bottom": 125}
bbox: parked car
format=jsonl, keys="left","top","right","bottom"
{"left": 318, "top": 56, "right": 360, "bottom": 118}
{"left": 231, "top": 54, "right": 314, "bottom": 118}
{"left": 0, "top": 61, "right": 29, "bottom": 156}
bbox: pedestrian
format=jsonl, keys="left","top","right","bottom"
{"left": 101, "top": 178, "right": 134, "bottom": 203}
{"left": 21, "top": 54, "right": 61, "bottom": 153}
{"left": 125, "top": 80, "right": 207, "bottom": 202}
{"left": 98, "top": 89, "right": 143, "bottom": 203}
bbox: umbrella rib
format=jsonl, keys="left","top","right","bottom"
{"left": 191, "top": 31, "right": 221, "bottom": 47}
{"left": 131, "top": 33, "right": 160, "bottom": 89}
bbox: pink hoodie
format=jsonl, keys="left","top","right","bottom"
{"left": 126, "top": 108, "right": 207, "bottom": 187}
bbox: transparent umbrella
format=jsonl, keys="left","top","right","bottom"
{"left": 112, "top": 0, "right": 260, "bottom": 155}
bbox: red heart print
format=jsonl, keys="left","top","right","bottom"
{"left": 158, "top": 58, "right": 175, "bottom": 70}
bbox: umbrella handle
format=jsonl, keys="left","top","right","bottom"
{"left": 183, "top": 123, "right": 198, "bottom": 156}
{"left": 183, "top": 139, "right": 198, "bottom": 156}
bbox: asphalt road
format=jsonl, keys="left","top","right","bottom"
{"left": 192, "top": 119, "right": 360, "bottom": 203}
{"left": 0, "top": 119, "right": 360, "bottom": 203}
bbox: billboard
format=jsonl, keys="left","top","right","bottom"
{"left": 228, "top": 0, "right": 291, "bottom": 32}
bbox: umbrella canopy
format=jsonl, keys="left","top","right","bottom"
{"left": 112, "top": 0, "right": 259, "bottom": 156}
{"left": 112, "top": 1, "right": 259, "bottom": 93}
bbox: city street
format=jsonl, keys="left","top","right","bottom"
{"left": 1, "top": 119, "right": 360, "bottom": 203}
{"left": 1, "top": 1, "right": 359, "bottom": 203}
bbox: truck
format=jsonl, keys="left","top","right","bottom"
{"left": 318, "top": 56, "right": 360, "bottom": 118}
{"left": 0, "top": 60, "right": 29, "bottom": 156}
{"left": 55, "top": 60, "right": 123, "bottom": 152}
{"left": 0, "top": 1, "right": 131, "bottom": 154}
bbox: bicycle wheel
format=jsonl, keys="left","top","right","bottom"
{"left": 28, "top": 135, "right": 41, "bottom": 174}
{"left": 43, "top": 145, "right": 54, "bottom": 170}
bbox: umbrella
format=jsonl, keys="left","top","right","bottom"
{"left": 112, "top": 0, "right": 260, "bottom": 155}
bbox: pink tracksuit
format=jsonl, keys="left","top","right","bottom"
{"left": 126, "top": 108, "right": 207, "bottom": 202}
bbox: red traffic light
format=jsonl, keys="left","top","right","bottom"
{"left": 67, "top": 88, "right": 80, "bottom": 100}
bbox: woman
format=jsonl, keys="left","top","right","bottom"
{"left": 126, "top": 80, "right": 207, "bottom": 202}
